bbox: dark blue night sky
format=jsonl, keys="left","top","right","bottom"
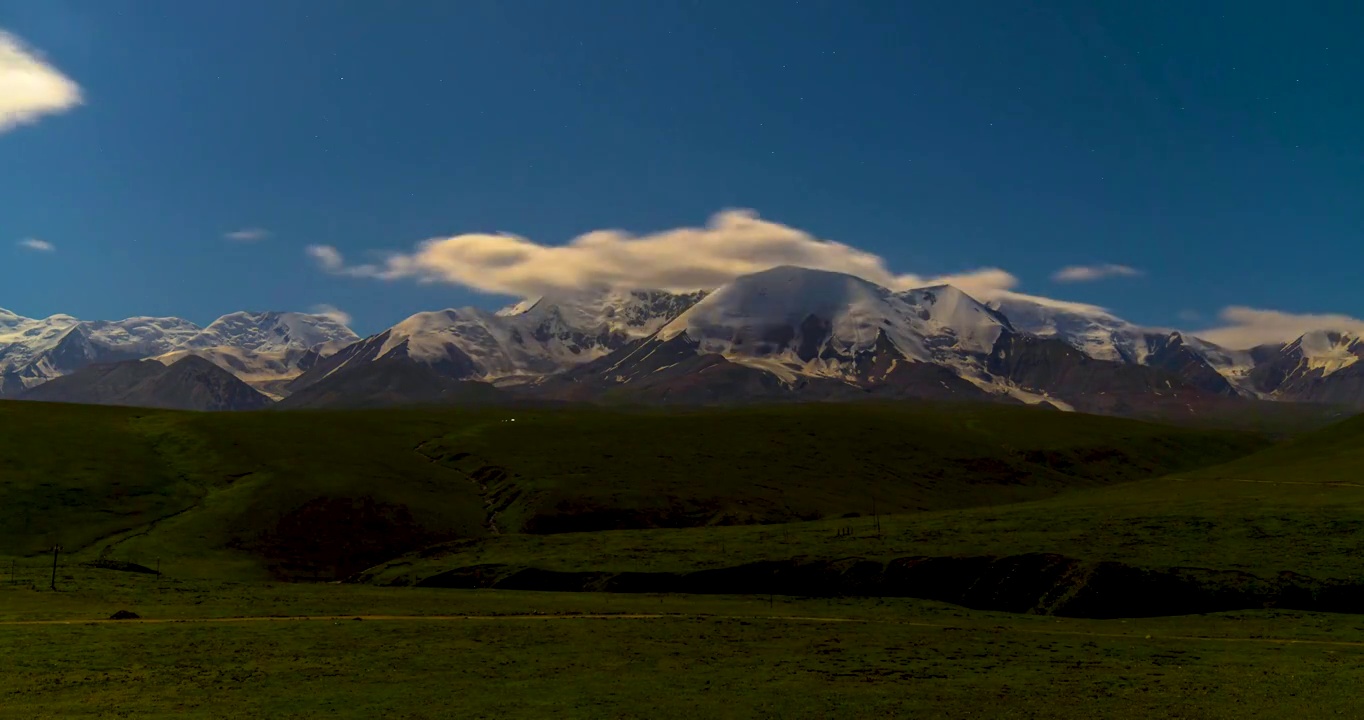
{"left": 3, "top": 1, "right": 1360, "bottom": 342}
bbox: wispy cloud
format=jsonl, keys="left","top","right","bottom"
{"left": 224, "top": 228, "right": 270, "bottom": 242}
{"left": 306, "top": 244, "right": 346, "bottom": 272}
{"left": 1051, "top": 264, "right": 1143, "bottom": 283}
{"left": 16, "top": 238, "right": 55, "bottom": 252}
{"left": 1196, "top": 307, "right": 1364, "bottom": 349}
{"left": 309, "top": 304, "right": 352, "bottom": 326}
{"left": 305, "top": 209, "right": 1020, "bottom": 301}
{"left": 0, "top": 30, "right": 83, "bottom": 134}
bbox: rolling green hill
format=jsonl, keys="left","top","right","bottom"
{"left": 1187, "top": 410, "right": 1364, "bottom": 484}
{"left": 0, "top": 400, "right": 1266, "bottom": 581}
{"left": 357, "top": 410, "right": 1364, "bottom": 617}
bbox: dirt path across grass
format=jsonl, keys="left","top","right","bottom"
{"left": 5, "top": 612, "right": 1364, "bottom": 650}
{"left": 0, "top": 613, "right": 863, "bottom": 627}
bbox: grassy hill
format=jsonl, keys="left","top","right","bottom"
{"left": 0, "top": 399, "right": 1265, "bottom": 581}
{"left": 358, "top": 410, "right": 1364, "bottom": 616}
{"left": 410, "top": 402, "right": 1269, "bottom": 534}
{"left": 1187, "top": 410, "right": 1364, "bottom": 484}
{"left": 0, "top": 401, "right": 489, "bottom": 580}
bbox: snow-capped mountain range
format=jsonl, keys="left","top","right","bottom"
{"left": 5, "top": 265, "right": 1364, "bottom": 412}
{"left": 286, "top": 289, "right": 708, "bottom": 395}
{"left": 0, "top": 309, "right": 358, "bottom": 399}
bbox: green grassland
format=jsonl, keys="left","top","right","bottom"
{"left": 3, "top": 399, "right": 1363, "bottom": 717}
{"left": 0, "top": 400, "right": 1265, "bottom": 581}
{"left": 2, "top": 573, "right": 1364, "bottom": 719}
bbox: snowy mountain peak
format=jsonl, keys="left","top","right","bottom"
{"left": 366, "top": 286, "right": 710, "bottom": 381}
{"left": 989, "top": 294, "right": 1148, "bottom": 363}
{"left": 501, "top": 287, "right": 709, "bottom": 339}
{"left": 662, "top": 266, "right": 890, "bottom": 340}
{"left": 657, "top": 266, "right": 1012, "bottom": 382}
{"left": 896, "top": 284, "right": 1015, "bottom": 339}
{"left": 188, "top": 311, "right": 359, "bottom": 355}
{"left": 1285, "top": 330, "right": 1363, "bottom": 375}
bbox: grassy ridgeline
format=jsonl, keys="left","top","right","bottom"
{"left": 0, "top": 400, "right": 1265, "bottom": 581}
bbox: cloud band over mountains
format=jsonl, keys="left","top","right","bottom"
{"left": 307, "top": 209, "right": 1022, "bottom": 299}
{"left": 308, "top": 210, "right": 1362, "bottom": 350}
{"left": 1197, "top": 307, "right": 1364, "bottom": 349}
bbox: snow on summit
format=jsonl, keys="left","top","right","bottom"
{"left": 987, "top": 294, "right": 1148, "bottom": 363}
{"left": 1287, "top": 330, "right": 1363, "bottom": 375}
{"left": 0, "top": 308, "right": 359, "bottom": 397}
{"left": 186, "top": 311, "right": 358, "bottom": 354}
{"left": 375, "top": 287, "right": 708, "bottom": 380}
{"left": 894, "top": 285, "right": 1014, "bottom": 355}
{"left": 659, "top": 266, "right": 1010, "bottom": 366}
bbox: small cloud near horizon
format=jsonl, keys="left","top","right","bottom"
{"left": 17, "top": 238, "right": 55, "bottom": 252}
{"left": 224, "top": 228, "right": 270, "bottom": 242}
{"left": 1051, "top": 264, "right": 1143, "bottom": 283}
{"left": 309, "top": 304, "right": 352, "bottom": 326}
{"left": 0, "top": 30, "right": 83, "bottom": 134}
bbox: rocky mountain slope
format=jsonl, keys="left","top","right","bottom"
{"left": 20, "top": 355, "right": 273, "bottom": 411}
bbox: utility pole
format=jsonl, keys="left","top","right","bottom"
{"left": 50, "top": 545, "right": 61, "bottom": 591}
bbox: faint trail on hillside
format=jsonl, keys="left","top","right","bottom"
{"left": 4, "top": 613, "right": 1364, "bottom": 650}
{"left": 1176, "top": 477, "right": 1364, "bottom": 489}
{"left": 78, "top": 500, "right": 200, "bottom": 559}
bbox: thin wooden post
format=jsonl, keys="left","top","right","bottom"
{"left": 50, "top": 545, "right": 61, "bottom": 591}
{"left": 873, "top": 494, "right": 878, "bottom": 536}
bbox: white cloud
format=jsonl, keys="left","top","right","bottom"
{"left": 16, "top": 238, "right": 54, "bottom": 252}
{"left": 992, "top": 290, "right": 1115, "bottom": 316}
{"left": 306, "top": 244, "right": 347, "bottom": 272}
{"left": 309, "top": 304, "right": 352, "bottom": 326}
{"left": 306, "top": 209, "right": 1020, "bottom": 299}
{"left": 1051, "top": 264, "right": 1143, "bottom": 283}
{"left": 0, "top": 31, "right": 83, "bottom": 134}
{"left": 1196, "top": 307, "right": 1364, "bottom": 349}
{"left": 225, "top": 228, "right": 270, "bottom": 242}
